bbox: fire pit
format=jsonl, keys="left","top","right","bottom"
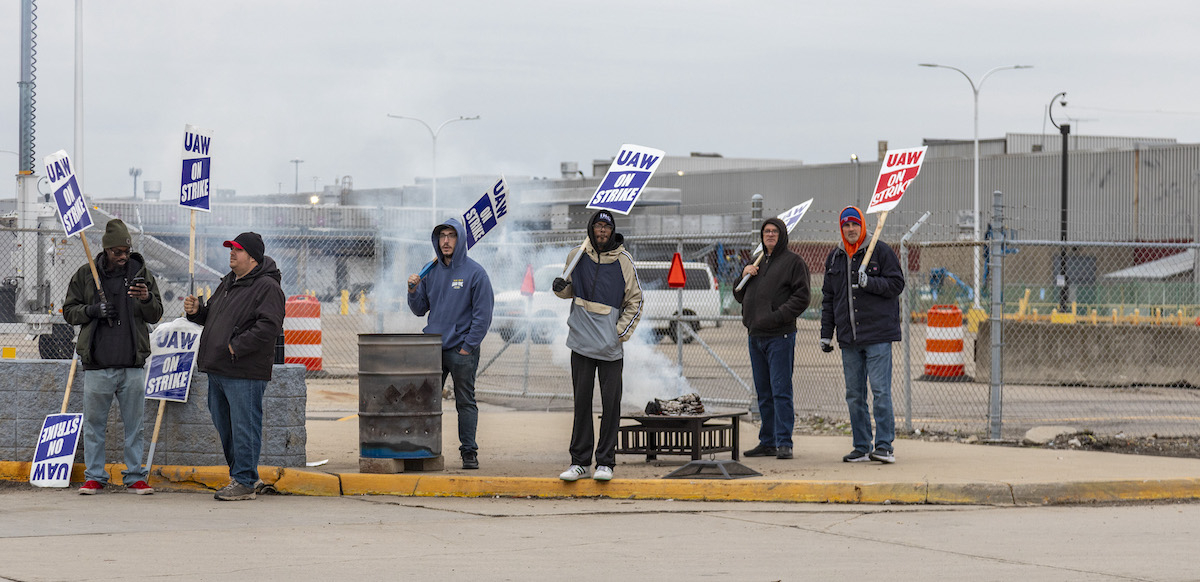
{"left": 615, "top": 412, "right": 746, "bottom": 461}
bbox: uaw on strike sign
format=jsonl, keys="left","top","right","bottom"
{"left": 462, "top": 177, "right": 510, "bottom": 249}
{"left": 145, "top": 318, "right": 203, "bottom": 403}
{"left": 180, "top": 124, "right": 213, "bottom": 212}
{"left": 44, "top": 150, "right": 93, "bottom": 237}
{"left": 868, "top": 146, "right": 928, "bottom": 214}
{"left": 30, "top": 413, "right": 82, "bottom": 487}
{"left": 587, "top": 144, "right": 665, "bottom": 215}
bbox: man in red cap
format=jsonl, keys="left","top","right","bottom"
{"left": 184, "top": 232, "right": 285, "bottom": 500}
{"left": 820, "top": 207, "right": 905, "bottom": 464}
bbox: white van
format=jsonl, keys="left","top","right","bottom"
{"left": 492, "top": 261, "right": 720, "bottom": 344}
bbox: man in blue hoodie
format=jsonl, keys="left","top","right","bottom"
{"left": 407, "top": 218, "right": 494, "bottom": 470}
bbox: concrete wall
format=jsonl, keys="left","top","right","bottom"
{"left": 0, "top": 361, "right": 307, "bottom": 467}
{"left": 975, "top": 321, "right": 1200, "bottom": 386}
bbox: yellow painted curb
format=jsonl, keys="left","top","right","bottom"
{"left": 1014, "top": 479, "right": 1200, "bottom": 505}
{"left": 275, "top": 468, "right": 341, "bottom": 496}
{"left": 152, "top": 465, "right": 237, "bottom": 492}
{"left": 927, "top": 482, "right": 1015, "bottom": 505}
{"left": 0, "top": 461, "right": 31, "bottom": 481}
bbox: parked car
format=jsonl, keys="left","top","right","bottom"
{"left": 492, "top": 261, "right": 720, "bottom": 344}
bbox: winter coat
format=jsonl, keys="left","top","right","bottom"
{"left": 62, "top": 252, "right": 164, "bottom": 368}
{"left": 407, "top": 218, "right": 494, "bottom": 353}
{"left": 554, "top": 227, "right": 643, "bottom": 362}
{"left": 733, "top": 217, "right": 811, "bottom": 336}
{"left": 820, "top": 240, "right": 905, "bottom": 346}
{"left": 186, "top": 256, "right": 285, "bottom": 381}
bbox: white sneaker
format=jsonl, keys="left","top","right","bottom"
{"left": 559, "top": 465, "right": 589, "bottom": 481}
{"left": 593, "top": 466, "right": 614, "bottom": 481}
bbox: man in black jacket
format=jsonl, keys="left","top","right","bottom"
{"left": 63, "top": 219, "right": 163, "bottom": 495}
{"left": 820, "top": 207, "right": 906, "bottom": 464}
{"left": 733, "top": 217, "right": 810, "bottom": 460}
{"left": 184, "top": 232, "right": 285, "bottom": 500}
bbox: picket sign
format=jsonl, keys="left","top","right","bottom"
{"left": 859, "top": 147, "right": 928, "bottom": 274}
{"left": 417, "top": 177, "right": 509, "bottom": 282}
{"left": 30, "top": 356, "right": 82, "bottom": 487}
{"left": 180, "top": 124, "right": 213, "bottom": 294}
{"left": 563, "top": 144, "right": 664, "bottom": 279}
{"left": 144, "top": 318, "right": 204, "bottom": 474}
{"left": 734, "top": 198, "right": 813, "bottom": 292}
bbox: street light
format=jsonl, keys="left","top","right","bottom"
{"left": 919, "top": 63, "right": 1032, "bottom": 309}
{"left": 1048, "top": 91, "right": 1070, "bottom": 311}
{"left": 386, "top": 114, "right": 480, "bottom": 222}
{"left": 128, "top": 167, "right": 141, "bottom": 199}
{"left": 289, "top": 159, "right": 303, "bottom": 195}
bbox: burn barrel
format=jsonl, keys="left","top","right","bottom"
{"left": 358, "top": 333, "right": 442, "bottom": 459}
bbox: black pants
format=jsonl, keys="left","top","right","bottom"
{"left": 569, "top": 351, "right": 623, "bottom": 468}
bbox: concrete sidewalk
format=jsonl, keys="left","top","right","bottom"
{"left": 6, "top": 395, "right": 1200, "bottom": 504}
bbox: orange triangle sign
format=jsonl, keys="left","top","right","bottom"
{"left": 667, "top": 253, "right": 687, "bottom": 289}
{"left": 521, "top": 263, "right": 536, "bottom": 296}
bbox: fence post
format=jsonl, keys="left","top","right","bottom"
{"left": 988, "top": 190, "right": 1005, "bottom": 440}
{"left": 899, "top": 212, "right": 931, "bottom": 433}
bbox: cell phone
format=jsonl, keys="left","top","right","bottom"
{"left": 131, "top": 276, "right": 146, "bottom": 287}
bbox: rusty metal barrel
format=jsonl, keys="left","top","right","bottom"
{"left": 358, "top": 333, "right": 442, "bottom": 459}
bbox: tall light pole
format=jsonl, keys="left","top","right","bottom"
{"left": 128, "top": 167, "right": 141, "bottom": 199}
{"left": 919, "top": 63, "right": 1032, "bottom": 309}
{"left": 290, "top": 159, "right": 303, "bottom": 195}
{"left": 1048, "top": 92, "right": 1070, "bottom": 311}
{"left": 386, "top": 114, "right": 480, "bottom": 222}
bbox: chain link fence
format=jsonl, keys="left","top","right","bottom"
{"left": 1, "top": 200, "right": 1197, "bottom": 439}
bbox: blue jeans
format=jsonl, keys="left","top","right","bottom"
{"left": 82, "top": 368, "right": 148, "bottom": 484}
{"left": 442, "top": 348, "right": 480, "bottom": 455}
{"left": 206, "top": 373, "right": 267, "bottom": 487}
{"left": 841, "top": 343, "right": 896, "bottom": 454}
{"left": 748, "top": 333, "right": 795, "bottom": 448}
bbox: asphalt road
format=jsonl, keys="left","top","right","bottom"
{"left": 2, "top": 485, "right": 1197, "bottom": 581}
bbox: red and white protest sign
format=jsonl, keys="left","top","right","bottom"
{"left": 868, "top": 146, "right": 928, "bottom": 214}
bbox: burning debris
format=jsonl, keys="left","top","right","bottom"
{"left": 644, "top": 393, "right": 705, "bottom": 416}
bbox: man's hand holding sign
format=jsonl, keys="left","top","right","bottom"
{"left": 858, "top": 146, "right": 928, "bottom": 284}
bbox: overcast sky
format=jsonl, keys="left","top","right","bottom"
{"left": 2, "top": 1, "right": 1199, "bottom": 200}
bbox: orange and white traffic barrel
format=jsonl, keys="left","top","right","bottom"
{"left": 919, "top": 305, "right": 970, "bottom": 381}
{"left": 284, "top": 294, "right": 322, "bottom": 372}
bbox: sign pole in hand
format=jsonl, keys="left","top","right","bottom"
{"left": 563, "top": 144, "right": 665, "bottom": 279}
{"left": 188, "top": 210, "right": 196, "bottom": 296}
{"left": 180, "top": 124, "right": 213, "bottom": 300}
{"left": 859, "top": 147, "right": 928, "bottom": 280}
{"left": 734, "top": 198, "right": 813, "bottom": 292}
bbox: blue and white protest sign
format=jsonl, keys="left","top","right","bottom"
{"left": 749, "top": 198, "right": 813, "bottom": 256}
{"left": 587, "top": 144, "right": 665, "bottom": 215}
{"left": 180, "top": 124, "right": 213, "bottom": 212}
{"left": 29, "top": 413, "right": 82, "bottom": 487}
{"left": 462, "top": 177, "right": 510, "bottom": 249}
{"left": 43, "top": 150, "right": 93, "bottom": 237}
{"left": 145, "top": 318, "right": 202, "bottom": 402}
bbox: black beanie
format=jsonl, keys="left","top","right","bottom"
{"left": 102, "top": 219, "right": 132, "bottom": 249}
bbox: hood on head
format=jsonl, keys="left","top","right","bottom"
{"left": 588, "top": 210, "right": 621, "bottom": 253}
{"left": 431, "top": 218, "right": 468, "bottom": 263}
{"left": 761, "top": 217, "right": 789, "bottom": 254}
{"left": 839, "top": 206, "right": 864, "bottom": 256}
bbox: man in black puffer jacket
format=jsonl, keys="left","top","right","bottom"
{"left": 820, "top": 206, "right": 906, "bottom": 465}
{"left": 184, "top": 232, "right": 284, "bottom": 501}
{"left": 733, "top": 216, "right": 810, "bottom": 461}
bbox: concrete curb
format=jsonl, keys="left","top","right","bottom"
{"left": 4, "top": 461, "right": 1200, "bottom": 505}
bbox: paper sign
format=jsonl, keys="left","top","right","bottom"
{"left": 180, "top": 124, "right": 213, "bottom": 212}
{"left": 462, "top": 177, "right": 510, "bottom": 249}
{"left": 586, "top": 144, "right": 665, "bottom": 215}
{"left": 868, "top": 146, "right": 928, "bottom": 214}
{"left": 29, "top": 413, "right": 82, "bottom": 487}
{"left": 144, "top": 318, "right": 203, "bottom": 402}
{"left": 751, "top": 198, "right": 813, "bottom": 256}
{"left": 43, "top": 150, "right": 93, "bottom": 237}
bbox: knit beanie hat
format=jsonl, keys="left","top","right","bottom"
{"left": 102, "top": 219, "right": 132, "bottom": 249}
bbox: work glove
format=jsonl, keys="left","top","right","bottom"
{"left": 820, "top": 338, "right": 833, "bottom": 353}
{"left": 552, "top": 277, "right": 569, "bottom": 293}
{"left": 85, "top": 302, "right": 116, "bottom": 320}
{"left": 853, "top": 271, "right": 868, "bottom": 289}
